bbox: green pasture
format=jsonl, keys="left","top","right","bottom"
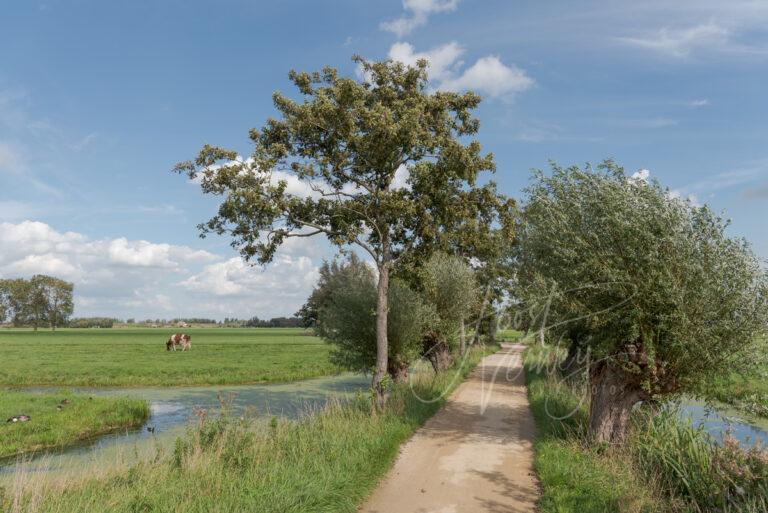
{"left": 0, "top": 328, "right": 338, "bottom": 387}
{"left": 0, "top": 391, "right": 148, "bottom": 459}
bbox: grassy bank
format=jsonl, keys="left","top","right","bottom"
{"left": 3, "top": 345, "right": 496, "bottom": 512}
{"left": 710, "top": 368, "right": 768, "bottom": 417}
{"left": 0, "top": 391, "right": 149, "bottom": 459}
{"left": 524, "top": 344, "right": 662, "bottom": 513}
{"left": 525, "top": 343, "right": 768, "bottom": 513}
{"left": 0, "top": 328, "right": 338, "bottom": 386}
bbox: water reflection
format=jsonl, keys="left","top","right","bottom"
{"left": 680, "top": 400, "right": 768, "bottom": 447}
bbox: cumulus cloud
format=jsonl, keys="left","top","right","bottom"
{"left": 181, "top": 254, "right": 318, "bottom": 299}
{"left": 387, "top": 42, "right": 534, "bottom": 100}
{"left": 380, "top": 0, "right": 459, "bottom": 37}
{"left": 388, "top": 41, "right": 464, "bottom": 82}
{"left": 0, "top": 221, "right": 328, "bottom": 319}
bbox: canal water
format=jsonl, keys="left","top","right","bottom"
{"left": 680, "top": 400, "right": 768, "bottom": 447}
{"left": 0, "top": 373, "right": 369, "bottom": 480}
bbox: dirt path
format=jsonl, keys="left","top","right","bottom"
{"left": 361, "top": 343, "right": 538, "bottom": 513}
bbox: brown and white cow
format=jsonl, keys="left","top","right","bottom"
{"left": 166, "top": 333, "right": 192, "bottom": 351}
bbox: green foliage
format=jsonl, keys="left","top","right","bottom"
{"left": 0, "top": 391, "right": 148, "bottom": 458}
{"left": 298, "top": 253, "right": 370, "bottom": 330}
{"left": 418, "top": 252, "right": 477, "bottom": 349}
{"left": 174, "top": 57, "right": 497, "bottom": 269}
{"left": 0, "top": 275, "right": 74, "bottom": 329}
{"left": 315, "top": 255, "right": 434, "bottom": 375}
{"left": 0, "top": 328, "right": 338, "bottom": 386}
{"left": 68, "top": 317, "right": 119, "bottom": 328}
{"left": 515, "top": 161, "right": 768, "bottom": 401}
{"left": 631, "top": 411, "right": 768, "bottom": 513}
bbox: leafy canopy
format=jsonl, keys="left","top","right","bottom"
{"left": 515, "top": 161, "right": 768, "bottom": 398}
{"left": 174, "top": 57, "right": 497, "bottom": 269}
{"left": 418, "top": 252, "right": 477, "bottom": 348}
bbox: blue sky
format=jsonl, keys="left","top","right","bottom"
{"left": 1, "top": 0, "right": 766, "bottom": 319}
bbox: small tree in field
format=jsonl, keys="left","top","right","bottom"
{"left": 418, "top": 252, "right": 477, "bottom": 370}
{"left": 315, "top": 255, "right": 434, "bottom": 382}
{"left": 175, "top": 57, "right": 497, "bottom": 408}
{"left": 515, "top": 161, "right": 768, "bottom": 444}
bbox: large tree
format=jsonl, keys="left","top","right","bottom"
{"left": 175, "top": 57, "right": 498, "bottom": 408}
{"left": 515, "top": 161, "right": 768, "bottom": 444}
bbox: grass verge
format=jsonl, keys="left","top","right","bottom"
{"left": 524, "top": 343, "right": 662, "bottom": 513}
{"left": 0, "top": 391, "right": 149, "bottom": 459}
{"left": 525, "top": 343, "right": 768, "bottom": 513}
{"left": 3, "top": 344, "right": 497, "bottom": 512}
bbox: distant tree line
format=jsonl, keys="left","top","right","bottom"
{"left": 68, "top": 317, "right": 118, "bottom": 328}
{"left": 224, "top": 316, "right": 303, "bottom": 328}
{"left": 171, "top": 318, "right": 218, "bottom": 325}
{"left": 0, "top": 275, "right": 74, "bottom": 331}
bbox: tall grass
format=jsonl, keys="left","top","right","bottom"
{"left": 524, "top": 343, "right": 768, "bottom": 513}
{"left": 630, "top": 411, "right": 768, "bottom": 513}
{"left": 2, "top": 345, "right": 495, "bottom": 513}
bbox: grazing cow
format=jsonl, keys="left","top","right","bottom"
{"left": 166, "top": 333, "right": 192, "bottom": 351}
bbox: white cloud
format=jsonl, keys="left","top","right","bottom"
{"left": 181, "top": 254, "right": 318, "bottom": 299}
{"left": 0, "top": 220, "right": 329, "bottom": 320}
{"left": 439, "top": 56, "right": 534, "bottom": 99}
{"left": 107, "top": 238, "right": 178, "bottom": 268}
{"left": 387, "top": 42, "right": 534, "bottom": 100}
{"left": 381, "top": 0, "right": 459, "bottom": 37}
{"left": 687, "top": 99, "right": 710, "bottom": 107}
{"left": 668, "top": 189, "right": 701, "bottom": 206}
{"left": 631, "top": 169, "right": 651, "bottom": 182}
{"left": 620, "top": 22, "right": 731, "bottom": 58}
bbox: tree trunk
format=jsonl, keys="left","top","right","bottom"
{"left": 459, "top": 319, "right": 466, "bottom": 357}
{"left": 388, "top": 359, "right": 409, "bottom": 384}
{"left": 472, "top": 285, "right": 492, "bottom": 345}
{"left": 372, "top": 263, "right": 390, "bottom": 411}
{"left": 423, "top": 333, "right": 452, "bottom": 373}
{"left": 588, "top": 362, "right": 645, "bottom": 445}
{"left": 488, "top": 313, "right": 498, "bottom": 344}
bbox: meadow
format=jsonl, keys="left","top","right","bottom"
{"left": 0, "top": 391, "right": 148, "bottom": 459}
{"left": 2, "top": 345, "right": 495, "bottom": 513}
{"left": 0, "top": 328, "right": 338, "bottom": 387}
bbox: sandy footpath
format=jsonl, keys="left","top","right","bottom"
{"left": 361, "top": 343, "right": 539, "bottom": 513}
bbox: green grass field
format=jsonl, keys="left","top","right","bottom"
{"left": 0, "top": 391, "right": 148, "bottom": 459}
{"left": 0, "top": 328, "right": 338, "bottom": 387}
